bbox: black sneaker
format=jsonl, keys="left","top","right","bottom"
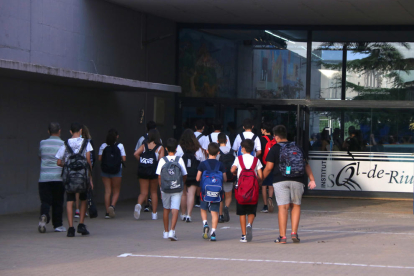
{"left": 218, "top": 215, "right": 224, "bottom": 223}
{"left": 143, "top": 204, "right": 150, "bottom": 212}
{"left": 260, "top": 205, "right": 269, "bottom": 213}
{"left": 105, "top": 213, "right": 110, "bottom": 219}
{"left": 77, "top": 223, "right": 90, "bottom": 235}
{"left": 67, "top": 227, "right": 75, "bottom": 237}
{"left": 223, "top": 206, "right": 230, "bottom": 222}
{"left": 210, "top": 232, "right": 216, "bottom": 242}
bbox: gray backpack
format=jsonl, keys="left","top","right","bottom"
{"left": 160, "top": 156, "right": 184, "bottom": 193}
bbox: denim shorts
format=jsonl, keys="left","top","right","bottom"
{"left": 101, "top": 168, "right": 122, "bottom": 178}
{"left": 200, "top": 199, "right": 220, "bottom": 213}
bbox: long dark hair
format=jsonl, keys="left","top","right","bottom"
{"left": 148, "top": 129, "right": 162, "bottom": 145}
{"left": 179, "top": 128, "right": 201, "bottom": 153}
{"left": 106, "top": 129, "right": 118, "bottom": 145}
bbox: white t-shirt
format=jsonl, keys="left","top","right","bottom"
{"left": 176, "top": 145, "right": 206, "bottom": 162}
{"left": 232, "top": 132, "right": 262, "bottom": 156}
{"left": 216, "top": 145, "right": 237, "bottom": 160}
{"left": 232, "top": 154, "right": 263, "bottom": 179}
{"left": 203, "top": 132, "right": 231, "bottom": 150}
{"left": 156, "top": 155, "right": 188, "bottom": 176}
{"left": 194, "top": 131, "right": 207, "bottom": 149}
{"left": 98, "top": 143, "right": 126, "bottom": 156}
{"left": 55, "top": 138, "right": 93, "bottom": 162}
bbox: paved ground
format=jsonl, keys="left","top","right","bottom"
{"left": 0, "top": 197, "right": 413, "bottom": 276}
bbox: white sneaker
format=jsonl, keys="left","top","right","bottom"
{"left": 180, "top": 214, "right": 186, "bottom": 221}
{"left": 152, "top": 212, "right": 158, "bottom": 220}
{"left": 54, "top": 226, "right": 67, "bottom": 232}
{"left": 163, "top": 231, "right": 169, "bottom": 239}
{"left": 134, "top": 204, "right": 141, "bottom": 220}
{"left": 168, "top": 230, "right": 178, "bottom": 241}
{"left": 38, "top": 215, "right": 47, "bottom": 233}
{"left": 186, "top": 216, "right": 192, "bottom": 222}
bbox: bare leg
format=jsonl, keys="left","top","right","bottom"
{"left": 67, "top": 201, "right": 74, "bottom": 227}
{"left": 262, "top": 186, "right": 268, "bottom": 206}
{"left": 180, "top": 187, "right": 187, "bottom": 216}
{"left": 102, "top": 177, "right": 112, "bottom": 213}
{"left": 290, "top": 203, "right": 301, "bottom": 233}
{"left": 211, "top": 211, "right": 219, "bottom": 230}
{"left": 268, "top": 185, "right": 274, "bottom": 198}
{"left": 225, "top": 191, "right": 232, "bottom": 207}
{"left": 137, "top": 179, "right": 149, "bottom": 205}
{"left": 111, "top": 177, "right": 122, "bottom": 207}
{"left": 278, "top": 204, "right": 289, "bottom": 237}
{"left": 75, "top": 193, "right": 80, "bottom": 210}
{"left": 186, "top": 185, "right": 197, "bottom": 217}
{"left": 150, "top": 179, "right": 159, "bottom": 214}
{"left": 171, "top": 209, "right": 179, "bottom": 230}
{"left": 201, "top": 208, "right": 208, "bottom": 221}
{"left": 163, "top": 208, "right": 170, "bottom": 232}
{"left": 219, "top": 201, "right": 224, "bottom": 216}
{"left": 247, "top": 214, "right": 255, "bottom": 225}
{"left": 79, "top": 200, "right": 87, "bottom": 224}
{"left": 239, "top": 215, "right": 246, "bottom": 235}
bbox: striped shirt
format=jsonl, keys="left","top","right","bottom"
{"left": 38, "top": 136, "right": 64, "bottom": 182}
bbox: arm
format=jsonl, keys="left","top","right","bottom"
{"left": 256, "top": 150, "right": 262, "bottom": 158}
{"left": 86, "top": 151, "right": 94, "bottom": 190}
{"left": 305, "top": 164, "right": 316, "bottom": 189}
{"left": 158, "top": 146, "right": 165, "bottom": 160}
{"left": 183, "top": 175, "right": 187, "bottom": 184}
{"left": 57, "top": 159, "right": 64, "bottom": 167}
{"left": 98, "top": 155, "right": 102, "bottom": 161}
{"left": 133, "top": 145, "right": 145, "bottom": 160}
{"left": 196, "top": 171, "right": 202, "bottom": 182}
{"left": 263, "top": 162, "right": 274, "bottom": 179}
{"left": 223, "top": 172, "right": 227, "bottom": 183}
{"left": 122, "top": 156, "right": 126, "bottom": 162}
{"left": 230, "top": 165, "right": 237, "bottom": 175}
{"left": 158, "top": 175, "right": 162, "bottom": 187}
{"left": 257, "top": 168, "right": 264, "bottom": 185}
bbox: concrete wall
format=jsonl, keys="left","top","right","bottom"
{"left": 0, "top": 0, "right": 177, "bottom": 214}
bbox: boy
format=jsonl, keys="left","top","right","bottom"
{"left": 263, "top": 125, "right": 316, "bottom": 244}
{"left": 156, "top": 138, "right": 187, "bottom": 241}
{"left": 196, "top": 142, "right": 227, "bottom": 241}
{"left": 259, "top": 122, "right": 275, "bottom": 213}
{"left": 231, "top": 139, "right": 263, "bottom": 242}
{"left": 232, "top": 118, "right": 262, "bottom": 157}
{"left": 216, "top": 132, "right": 236, "bottom": 223}
{"left": 203, "top": 120, "right": 231, "bottom": 150}
{"left": 55, "top": 123, "right": 93, "bottom": 237}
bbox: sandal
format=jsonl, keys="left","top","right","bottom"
{"left": 291, "top": 232, "right": 300, "bottom": 243}
{"left": 274, "top": 236, "right": 287, "bottom": 244}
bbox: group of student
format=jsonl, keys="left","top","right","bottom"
{"left": 37, "top": 118, "right": 316, "bottom": 243}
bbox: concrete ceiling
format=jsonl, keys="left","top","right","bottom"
{"left": 106, "top": 0, "right": 414, "bottom": 25}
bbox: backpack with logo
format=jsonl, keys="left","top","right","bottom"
{"left": 101, "top": 143, "right": 122, "bottom": 174}
{"left": 61, "top": 139, "right": 90, "bottom": 193}
{"left": 182, "top": 150, "right": 200, "bottom": 182}
{"left": 137, "top": 143, "right": 161, "bottom": 178}
{"left": 262, "top": 136, "right": 277, "bottom": 165}
{"left": 160, "top": 156, "right": 184, "bottom": 193}
{"left": 200, "top": 161, "right": 223, "bottom": 203}
{"left": 219, "top": 149, "right": 236, "bottom": 182}
{"left": 234, "top": 156, "right": 259, "bottom": 205}
{"left": 278, "top": 142, "right": 305, "bottom": 178}
{"left": 237, "top": 133, "right": 258, "bottom": 156}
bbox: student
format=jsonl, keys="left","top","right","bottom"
{"left": 56, "top": 122, "right": 93, "bottom": 237}
{"left": 196, "top": 143, "right": 227, "bottom": 242}
{"left": 156, "top": 138, "right": 187, "bottom": 241}
{"left": 134, "top": 129, "right": 164, "bottom": 220}
{"left": 38, "top": 122, "right": 66, "bottom": 233}
{"left": 259, "top": 122, "right": 276, "bottom": 213}
{"left": 176, "top": 129, "right": 205, "bottom": 222}
{"left": 99, "top": 129, "right": 126, "bottom": 219}
{"left": 203, "top": 120, "right": 231, "bottom": 150}
{"left": 194, "top": 119, "right": 207, "bottom": 152}
{"left": 216, "top": 132, "right": 236, "bottom": 223}
{"left": 263, "top": 125, "right": 316, "bottom": 244}
{"left": 232, "top": 118, "right": 262, "bottom": 157}
{"left": 231, "top": 139, "right": 263, "bottom": 242}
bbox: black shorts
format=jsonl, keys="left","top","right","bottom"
{"left": 138, "top": 174, "right": 158, "bottom": 180}
{"left": 236, "top": 202, "right": 257, "bottom": 216}
{"left": 186, "top": 180, "right": 199, "bottom": 187}
{"left": 66, "top": 192, "right": 87, "bottom": 202}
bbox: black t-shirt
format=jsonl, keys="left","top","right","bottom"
{"left": 260, "top": 135, "right": 273, "bottom": 163}
{"left": 197, "top": 159, "right": 226, "bottom": 174}
{"left": 265, "top": 142, "right": 306, "bottom": 184}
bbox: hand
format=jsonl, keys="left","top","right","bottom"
{"left": 90, "top": 179, "right": 94, "bottom": 190}
{"left": 308, "top": 180, "right": 316, "bottom": 190}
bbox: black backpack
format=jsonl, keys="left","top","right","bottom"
{"left": 61, "top": 139, "right": 90, "bottom": 193}
{"left": 138, "top": 143, "right": 161, "bottom": 178}
{"left": 87, "top": 190, "right": 98, "bottom": 218}
{"left": 101, "top": 143, "right": 122, "bottom": 174}
{"left": 182, "top": 150, "right": 200, "bottom": 182}
{"left": 219, "top": 149, "right": 236, "bottom": 182}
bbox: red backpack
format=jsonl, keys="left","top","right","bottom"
{"left": 262, "top": 136, "right": 277, "bottom": 165}
{"left": 234, "top": 156, "right": 259, "bottom": 205}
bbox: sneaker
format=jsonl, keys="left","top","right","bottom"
{"left": 74, "top": 210, "right": 80, "bottom": 218}
{"left": 38, "top": 215, "right": 47, "bottom": 233}
{"left": 152, "top": 212, "right": 158, "bottom": 220}
{"left": 195, "top": 197, "right": 200, "bottom": 208}
{"left": 108, "top": 205, "right": 115, "bottom": 218}
{"left": 194, "top": 204, "right": 200, "bottom": 208}
{"left": 223, "top": 206, "right": 230, "bottom": 222}
{"left": 203, "top": 223, "right": 210, "bottom": 239}
{"left": 54, "top": 226, "right": 67, "bottom": 232}
{"left": 186, "top": 216, "right": 192, "bottom": 222}
{"left": 105, "top": 213, "right": 110, "bottom": 219}
{"left": 267, "top": 198, "right": 274, "bottom": 213}
{"left": 163, "top": 231, "right": 169, "bottom": 239}
{"left": 77, "top": 223, "right": 90, "bottom": 235}
{"left": 210, "top": 232, "right": 216, "bottom": 242}
{"left": 260, "top": 206, "right": 269, "bottom": 213}
{"left": 246, "top": 224, "right": 253, "bottom": 242}
{"left": 240, "top": 235, "right": 247, "bottom": 243}
{"left": 67, "top": 227, "right": 75, "bottom": 237}
{"left": 180, "top": 214, "right": 187, "bottom": 221}
{"left": 143, "top": 204, "right": 150, "bottom": 212}
{"left": 218, "top": 215, "right": 224, "bottom": 223}
{"left": 134, "top": 204, "right": 141, "bottom": 220}
{"left": 168, "top": 230, "right": 178, "bottom": 241}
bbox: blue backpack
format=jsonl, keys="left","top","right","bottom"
{"left": 279, "top": 142, "right": 305, "bottom": 178}
{"left": 237, "top": 133, "right": 257, "bottom": 156}
{"left": 200, "top": 161, "right": 223, "bottom": 203}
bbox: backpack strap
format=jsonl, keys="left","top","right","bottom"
{"left": 251, "top": 157, "right": 258, "bottom": 171}
{"left": 79, "top": 138, "right": 88, "bottom": 154}
{"left": 204, "top": 160, "right": 212, "bottom": 171}
{"left": 252, "top": 134, "right": 257, "bottom": 143}
{"left": 196, "top": 133, "right": 203, "bottom": 140}
{"left": 238, "top": 156, "right": 246, "bottom": 170}
{"left": 240, "top": 133, "right": 245, "bottom": 141}
{"left": 174, "top": 156, "right": 180, "bottom": 163}
{"left": 163, "top": 156, "right": 169, "bottom": 163}
{"left": 209, "top": 134, "right": 213, "bottom": 143}
{"left": 144, "top": 143, "right": 149, "bottom": 151}
{"left": 219, "top": 149, "right": 224, "bottom": 155}
{"left": 64, "top": 140, "right": 74, "bottom": 155}
{"left": 263, "top": 136, "right": 271, "bottom": 143}
{"left": 153, "top": 144, "right": 161, "bottom": 152}
{"left": 213, "top": 161, "right": 221, "bottom": 171}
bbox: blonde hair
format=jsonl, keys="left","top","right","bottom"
{"left": 82, "top": 125, "right": 92, "bottom": 139}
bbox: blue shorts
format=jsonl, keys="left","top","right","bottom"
{"left": 101, "top": 168, "right": 122, "bottom": 178}
{"left": 200, "top": 200, "right": 220, "bottom": 213}
{"left": 262, "top": 174, "right": 274, "bottom": 186}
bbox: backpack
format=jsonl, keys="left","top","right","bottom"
{"left": 234, "top": 156, "right": 259, "bottom": 205}
{"left": 87, "top": 190, "right": 98, "bottom": 219}
{"left": 61, "top": 139, "right": 90, "bottom": 193}
{"left": 137, "top": 143, "right": 161, "bottom": 178}
{"left": 182, "top": 150, "right": 200, "bottom": 182}
{"left": 278, "top": 142, "right": 305, "bottom": 178}
{"left": 160, "top": 156, "right": 184, "bottom": 193}
{"left": 237, "top": 133, "right": 257, "bottom": 156}
{"left": 200, "top": 161, "right": 223, "bottom": 203}
{"left": 219, "top": 149, "right": 236, "bottom": 182}
{"left": 101, "top": 143, "right": 122, "bottom": 174}
{"left": 262, "top": 136, "right": 277, "bottom": 165}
